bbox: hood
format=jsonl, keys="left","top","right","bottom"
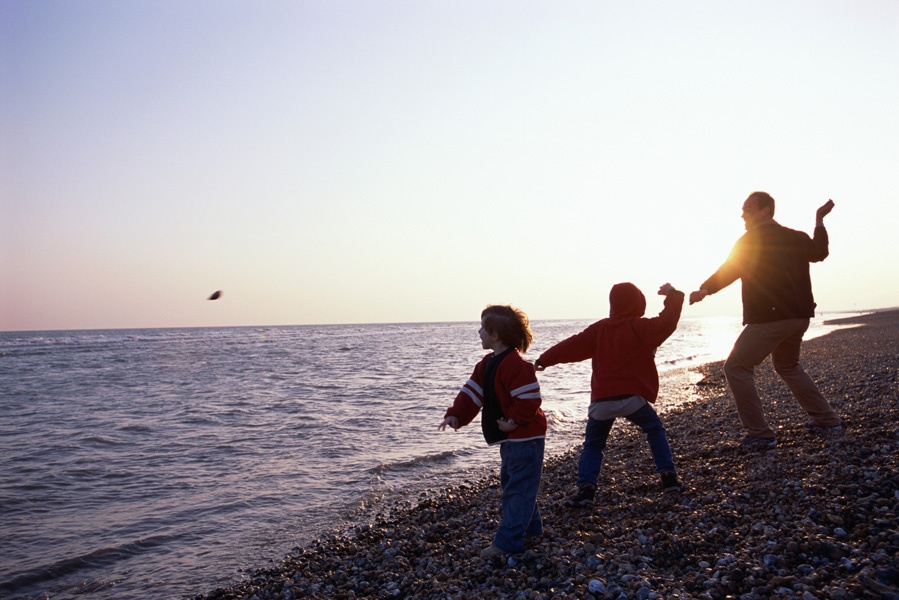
{"left": 609, "top": 282, "right": 646, "bottom": 318}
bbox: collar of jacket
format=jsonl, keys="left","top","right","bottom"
{"left": 749, "top": 217, "right": 778, "bottom": 230}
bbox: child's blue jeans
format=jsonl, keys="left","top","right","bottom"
{"left": 493, "top": 438, "right": 544, "bottom": 554}
{"left": 577, "top": 402, "right": 674, "bottom": 487}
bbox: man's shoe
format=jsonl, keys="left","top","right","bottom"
{"left": 564, "top": 484, "right": 596, "bottom": 507}
{"left": 660, "top": 471, "right": 683, "bottom": 493}
{"left": 740, "top": 435, "right": 777, "bottom": 450}
{"left": 807, "top": 423, "right": 843, "bottom": 438}
{"left": 479, "top": 544, "right": 507, "bottom": 559}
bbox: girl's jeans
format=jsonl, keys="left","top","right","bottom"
{"left": 493, "top": 438, "right": 544, "bottom": 554}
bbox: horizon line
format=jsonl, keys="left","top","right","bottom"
{"left": 1, "top": 307, "right": 890, "bottom": 336}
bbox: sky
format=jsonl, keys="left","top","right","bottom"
{"left": 2, "top": 0, "right": 898, "bottom": 332}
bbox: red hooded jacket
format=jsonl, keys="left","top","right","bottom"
{"left": 537, "top": 283, "right": 684, "bottom": 403}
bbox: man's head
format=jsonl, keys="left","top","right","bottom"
{"left": 742, "top": 191, "right": 775, "bottom": 230}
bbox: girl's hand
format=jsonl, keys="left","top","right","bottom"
{"left": 439, "top": 416, "right": 460, "bottom": 431}
{"left": 496, "top": 418, "right": 519, "bottom": 433}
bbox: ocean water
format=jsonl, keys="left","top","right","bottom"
{"left": 0, "top": 314, "right": 855, "bottom": 599}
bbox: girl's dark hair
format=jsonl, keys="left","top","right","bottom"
{"left": 481, "top": 305, "right": 534, "bottom": 353}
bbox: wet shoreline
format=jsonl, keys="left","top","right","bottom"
{"left": 198, "top": 310, "right": 899, "bottom": 600}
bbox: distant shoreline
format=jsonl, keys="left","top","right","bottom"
{"left": 200, "top": 309, "right": 899, "bottom": 600}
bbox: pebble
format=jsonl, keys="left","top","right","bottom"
{"left": 199, "top": 311, "right": 899, "bottom": 600}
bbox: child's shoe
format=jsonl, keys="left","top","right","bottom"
{"left": 660, "top": 471, "right": 683, "bottom": 493}
{"left": 479, "top": 544, "right": 507, "bottom": 559}
{"left": 564, "top": 484, "right": 596, "bottom": 507}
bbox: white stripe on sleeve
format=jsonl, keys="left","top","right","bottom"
{"left": 511, "top": 381, "right": 540, "bottom": 397}
{"left": 461, "top": 386, "right": 484, "bottom": 407}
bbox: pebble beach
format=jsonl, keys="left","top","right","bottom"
{"left": 198, "top": 310, "right": 899, "bottom": 600}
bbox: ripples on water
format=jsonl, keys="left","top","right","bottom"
{"left": 0, "top": 315, "right": 852, "bottom": 599}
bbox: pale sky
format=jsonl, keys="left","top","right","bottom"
{"left": 2, "top": 1, "right": 897, "bottom": 332}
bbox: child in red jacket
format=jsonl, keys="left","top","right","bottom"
{"left": 440, "top": 305, "right": 547, "bottom": 558}
{"left": 536, "top": 283, "right": 684, "bottom": 507}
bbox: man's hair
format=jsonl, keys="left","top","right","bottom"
{"left": 747, "top": 191, "right": 776, "bottom": 215}
{"left": 481, "top": 305, "right": 533, "bottom": 353}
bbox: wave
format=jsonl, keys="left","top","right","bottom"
{"left": 118, "top": 424, "right": 153, "bottom": 433}
{"left": 367, "top": 449, "right": 459, "bottom": 475}
{"left": 79, "top": 435, "right": 121, "bottom": 446}
{"left": 659, "top": 353, "right": 702, "bottom": 366}
{"left": 0, "top": 534, "right": 177, "bottom": 596}
{"left": 2, "top": 349, "right": 50, "bottom": 357}
{"left": 545, "top": 407, "right": 577, "bottom": 425}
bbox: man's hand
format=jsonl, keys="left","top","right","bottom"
{"left": 816, "top": 199, "right": 835, "bottom": 224}
{"left": 689, "top": 289, "right": 710, "bottom": 305}
{"left": 439, "top": 416, "right": 460, "bottom": 431}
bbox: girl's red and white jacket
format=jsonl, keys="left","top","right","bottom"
{"left": 444, "top": 349, "right": 547, "bottom": 446}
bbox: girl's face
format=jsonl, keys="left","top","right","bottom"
{"left": 478, "top": 320, "right": 496, "bottom": 350}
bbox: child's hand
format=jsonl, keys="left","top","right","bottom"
{"left": 658, "top": 283, "right": 676, "bottom": 296}
{"left": 439, "top": 416, "right": 460, "bottom": 431}
{"left": 496, "top": 418, "right": 519, "bottom": 433}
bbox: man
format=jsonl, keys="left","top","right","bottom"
{"left": 689, "top": 191, "right": 841, "bottom": 449}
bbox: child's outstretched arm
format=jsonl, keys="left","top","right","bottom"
{"left": 640, "top": 282, "right": 685, "bottom": 346}
{"left": 536, "top": 326, "right": 596, "bottom": 370}
{"left": 440, "top": 361, "right": 486, "bottom": 431}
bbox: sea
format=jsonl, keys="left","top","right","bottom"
{"left": 0, "top": 314, "right": 859, "bottom": 600}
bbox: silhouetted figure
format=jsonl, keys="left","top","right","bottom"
{"left": 439, "top": 305, "right": 546, "bottom": 559}
{"left": 535, "top": 282, "right": 685, "bottom": 506}
{"left": 689, "top": 192, "right": 841, "bottom": 449}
